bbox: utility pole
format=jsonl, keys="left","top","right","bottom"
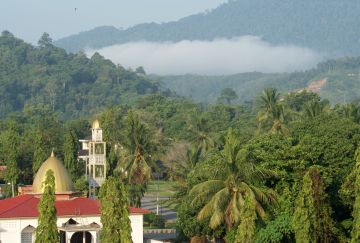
{"left": 12, "top": 182, "right": 14, "bottom": 197}
{"left": 156, "top": 173, "right": 159, "bottom": 215}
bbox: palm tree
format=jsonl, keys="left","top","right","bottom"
{"left": 340, "top": 102, "right": 360, "bottom": 123}
{"left": 189, "top": 129, "right": 276, "bottom": 241}
{"left": 117, "top": 111, "right": 152, "bottom": 206}
{"left": 268, "top": 104, "right": 294, "bottom": 135}
{"left": 303, "top": 100, "right": 329, "bottom": 119}
{"left": 188, "top": 115, "right": 215, "bottom": 154}
{"left": 258, "top": 88, "right": 280, "bottom": 116}
{"left": 257, "top": 88, "right": 293, "bottom": 134}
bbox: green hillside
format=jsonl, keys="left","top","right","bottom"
{"left": 55, "top": 0, "right": 360, "bottom": 55}
{"left": 159, "top": 57, "right": 360, "bottom": 104}
{"left": 0, "top": 31, "right": 160, "bottom": 119}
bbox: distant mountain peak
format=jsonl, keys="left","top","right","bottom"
{"left": 55, "top": 0, "right": 360, "bottom": 56}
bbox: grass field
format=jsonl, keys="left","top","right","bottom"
{"left": 145, "top": 180, "right": 179, "bottom": 197}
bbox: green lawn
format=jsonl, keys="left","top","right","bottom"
{"left": 145, "top": 180, "right": 179, "bottom": 197}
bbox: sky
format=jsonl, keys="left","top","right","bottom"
{"left": 0, "top": 0, "right": 226, "bottom": 43}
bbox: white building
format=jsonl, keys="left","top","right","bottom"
{"left": 0, "top": 152, "right": 149, "bottom": 243}
{"left": 79, "top": 120, "right": 106, "bottom": 198}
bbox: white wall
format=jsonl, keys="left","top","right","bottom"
{"left": 0, "top": 214, "right": 144, "bottom": 243}
{"left": 130, "top": 214, "right": 144, "bottom": 243}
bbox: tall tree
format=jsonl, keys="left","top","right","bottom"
{"left": 257, "top": 88, "right": 291, "bottom": 133}
{"left": 339, "top": 102, "right": 360, "bottom": 124}
{"left": 63, "top": 129, "right": 79, "bottom": 180}
{"left": 292, "top": 167, "right": 336, "bottom": 243}
{"left": 35, "top": 170, "right": 59, "bottom": 243}
{"left": 351, "top": 148, "right": 360, "bottom": 242}
{"left": 189, "top": 129, "right": 276, "bottom": 235}
{"left": 99, "top": 177, "right": 132, "bottom": 243}
{"left": 188, "top": 115, "right": 215, "bottom": 154}
{"left": 3, "top": 124, "right": 20, "bottom": 190}
{"left": 33, "top": 130, "right": 48, "bottom": 174}
{"left": 235, "top": 195, "right": 257, "bottom": 243}
{"left": 218, "top": 88, "right": 238, "bottom": 104}
{"left": 163, "top": 142, "right": 202, "bottom": 182}
{"left": 38, "top": 32, "right": 53, "bottom": 48}
{"left": 303, "top": 100, "right": 329, "bottom": 119}
{"left": 118, "top": 111, "right": 152, "bottom": 206}
{"left": 258, "top": 88, "right": 280, "bottom": 117}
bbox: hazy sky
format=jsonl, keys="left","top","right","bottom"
{"left": 1, "top": 0, "right": 226, "bottom": 43}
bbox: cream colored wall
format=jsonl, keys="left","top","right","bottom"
{"left": 130, "top": 214, "right": 144, "bottom": 243}
{"left": 0, "top": 214, "right": 144, "bottom": 243}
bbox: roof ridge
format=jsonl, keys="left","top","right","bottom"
{"left": 0, "top": 195, "right": 37, "bottom": 217}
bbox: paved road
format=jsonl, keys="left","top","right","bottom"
{"left": 141, "top": 196, "right": 177, "bottom": 222}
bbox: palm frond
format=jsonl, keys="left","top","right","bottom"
{"left": 189, "top": 180, "right": 225, "bottom": 206}
{"left": 198, "top": 187, "right": 229, "bottom": 229}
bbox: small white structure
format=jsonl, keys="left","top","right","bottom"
{"left": 79, "top": 120, "right": 107, "bottom": 198}
{"left": 0, "top": 153, "right": 149, "bottom": 243}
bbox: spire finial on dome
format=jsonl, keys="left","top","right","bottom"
{"left": 51, "top": 149, "right": 55, "bottom": 157}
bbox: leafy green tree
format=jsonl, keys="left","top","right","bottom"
{"left": 3, "top": 124, "right": 20, "bottom": 188}
{"left": 189, "top": 129, "right": 276, "bottom": 233}
{"left": 33, "top": 130, "right": 48, "bottom": 174}
{"left": 292, "top": 167, "right": 336, "bottom": 243}
{"left": 63, "top": 129, "right": 79, "bottom": 180}
{"left": 38, "top": 32, "right": 53, "bottom": 48}
{"left": 100, "top": 106, "right": 124, "bottom": 144}
{"left": 99, "top": 177, "right": 132, "bottom": 243}
{"left": 218, "top": 88, "right": 238, "bottom": 104}
{"left": 284, "top": 90, "right": 320, "bottom": 112}
{"left": 235, "top": 194, "right": 257, "bottom": 243}
{"left": 163, "top": 142, "right": 201, "bottom": 182}
{"left": 255, "top": 187, "right": 294, "bottom": 243}
{"left": 351, "top": 148, "right": 360, "bottom": 242}
{"left": 107, "top": 146, "right": 118, "bottom": 176}
{"left": 35, "top": 170, "right": 59, "bottom": 243}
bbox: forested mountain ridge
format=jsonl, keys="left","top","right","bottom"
{"left": 160, "top": 57, "right": 360, "bottom": 104}
{"left": 55, "top": 0, "right": 360, "bottom": 55}
{"left": 0, "top": 31, "right": 160, "bottom": 119}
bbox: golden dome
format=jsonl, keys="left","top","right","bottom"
{"left": 92, "top": 119, "right": 100, "bottom": 129}
{"left": 32, "top": 152, "right": 74, "bottom": 194}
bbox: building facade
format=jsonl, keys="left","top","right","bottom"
{"left": 79, "top": 120, "right": 107, "bottom": 198}
{"left": 0, "top": 153, "right": 149, "bottom": 243}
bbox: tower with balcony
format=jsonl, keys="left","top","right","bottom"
{"left": 78, "top": 120, "right": 106, "bottom": 198}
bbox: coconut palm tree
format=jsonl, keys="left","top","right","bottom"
{"left": 268, "top": 104, "right": 294, "bottom": 135}
{"left": 303, "top": 100, "right": 329, "bottom": 119}
{"left": 258, "top": 88, "right": 280, "bottom": 117}
{"left": 117, "top": 111, "right": 152, "bottom": 206}
{"left": 188, "top": 115, "right": 215, "bottom": 154}
{"left": 257, "top": 88, "right": 294, "bottom": 134}
{"left": 340, "top": 102, "right": 360, "bottom": 123}
{"left": 189, "top": 129, "right": 276, "bottom": 241}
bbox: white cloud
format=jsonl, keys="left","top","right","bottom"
{"left": 87, "top": 36, "right": 322, "bottom": 75}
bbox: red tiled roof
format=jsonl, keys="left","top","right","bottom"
{"left": 0, "top": 195, "right": 150, "bottom": 219}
